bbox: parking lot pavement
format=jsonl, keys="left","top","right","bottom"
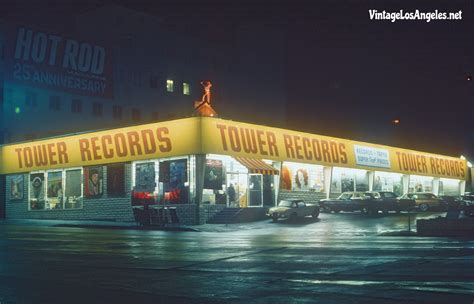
{"left": 197, "top": 211, "right": 447, "bottom": 234}
{"left": 1, "top": 211, "right": 473, "bottom": 304}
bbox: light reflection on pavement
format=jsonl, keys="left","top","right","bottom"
{"left": 0, "top": 211, "right": 473, "bottom": 304}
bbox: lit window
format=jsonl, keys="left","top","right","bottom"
{"left": 183, "top": 82, "right": 190, "bottom": 95}
{"left": 166, "top": 79, "right": 174, "bottom": 92}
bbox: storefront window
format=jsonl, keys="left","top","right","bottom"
{"left": 280, "top": 162, "right": 325, "bottom": 192}
{"left": 132, "top": 157, "right": 191, "bottom": 205}
{"left": 29, "top": 172, "right": 45, "bottom": 210}
{"left": 408, "top": 175, "right": 433, "bottom": 193}
{"left": 439, "top": 178, "right": 460, "bottom": 196}
{"left": 30, "top": 169, "right": 83, "bottom": 211}
{"left": 46, "top": 171, "right": 63, "bottom": 210}
{"left": 161, "top": 159, "right": 188, "bottom": 204}
{"left": 355, "top": 170, "right": 369, "bottom": 192}
{"left": 133, "top": 162, "right": 158, "bottom": 205}
{"left": 331, "top": 167, "right": 368, "bottom": 193}
{"left": 65, "top": 169, "right": 83, "bottom": 209}
{"left": 373, "top": 172, "right": 403, "bottom": 196}
{"left": 203, "top": 155, "right": 248, "bottom": 206}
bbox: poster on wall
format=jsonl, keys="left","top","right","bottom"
{"left": 108, "top": 164, "right": 125, "bottom": 196}
{"left": 135, "top": 162, "right": 156, "bottom": 193}
{"left": 341, "top": 173, "right": 354, "bottom": 192}
{"left": 84, "top": 166, "right": 103, "bottom": 197}
{"left": 10, "top": 174, "right": 24, "bottom": 200}
{"left": 47, "top": 171, "right": 63, "bottom": 209}
{"left": 30, "top": 173, "right": 45, "bottom": 209}
{"left": 204, "top": 160, "right": 224, "bottom": 190}
{"left": 47, "top": 171, "right": 62, "bottom": 198}
{"left": 293, "top": 168, "right": 310, "bottom": 191}
{"left": 355, "top": 171, "right": 369, "bottom": 192}
{"left": 5, "top": 25, "right": 113, "bottom": 98}
{"left": 280, "top": 166, "right": 292, "bottom": 190}
{"left": 163, "top": 159, "right": 188, "bottom": 203}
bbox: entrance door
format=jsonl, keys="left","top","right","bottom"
{"left": 248, "top": 174, "right": 263, "bottom": 207}
{"left": 226, "top": 173, "right": 247, "bottom": 207}
{"left": 262, "top": 175, "right": 275, "bottom": 207}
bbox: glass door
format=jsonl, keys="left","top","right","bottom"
{"left": 226, "top": 173, "right": 248, "bottom": 207}
{"left": 248, "top": 174, "right": 263, "bottom": 207}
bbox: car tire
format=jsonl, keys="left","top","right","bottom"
{"left": 419, "top": 203, "right": 429, "bottom": 212}
{"left": 312, "top": 209, "right": 320, "bottom": 219}
{"left": 272, "top": 214, "right": 278, "bottom": 222}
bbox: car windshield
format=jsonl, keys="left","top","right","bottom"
{"left": 364, "top": 192, "right": 377, "bottom": 199}
{"left": 381, "top": 192, "right": 396, "bottom": 198}
{"left": 278, "top": 201, "right": 295, "bottom": 207}
{"left": 416, "top": 193, "right": 432, "bottom": 199}
{"left": 338, "top": 193, "right": 352, "bottom": 200}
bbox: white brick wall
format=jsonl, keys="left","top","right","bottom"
{"left": 4, "top": 164, "right": 205, "bottom": 225}
{"left": 5, "top": 164, "right": 134, "bottom": 222}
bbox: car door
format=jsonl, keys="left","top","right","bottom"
{"left": 381, "top": 192, "right": 398, "bottom": 210}
{"left": 350, "top": 193, "right": 364, "bottom": 211}
{"left": 297, "top": 201, "right": 307, "bottom": 216}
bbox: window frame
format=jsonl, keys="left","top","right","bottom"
{"left": 29, "top": 168, "right": 84, "bottom": 211}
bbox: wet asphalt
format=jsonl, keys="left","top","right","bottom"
{"left": 0, "top": 211, "right": 473, "bottom": 304}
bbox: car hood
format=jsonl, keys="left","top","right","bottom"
{"left": 269, "top": 207, "right": 290, "bottom": 213}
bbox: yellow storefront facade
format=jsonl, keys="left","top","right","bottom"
{"left": 0, "top": 117, "right": 469, "bottom": 224}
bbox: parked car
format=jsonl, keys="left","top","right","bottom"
{"left": 365, "top": 191, "right": 415, "bottom": 214}
{"left": 398, "top": 192, "right": 444, "bottom": 212}
{"left": 319, "top": 192, "right": 377, "bottom": 214}
{"left": 438, "top": 195, "right": 463, "bottom": 211}
{"left": 268, "top": 199, "right": 320, "bottom": 222}
{"left": 460, "top": 193, "right": 474, "bottom": 217}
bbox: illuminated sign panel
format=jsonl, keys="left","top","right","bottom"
{"left": 0, "top": 117, "right": 467, "bottom": 180}
{"left": 200, "top": 118, "right": 467, "bottom": 180}
{"left": 0, "top": 118, "right": 200, "bottom": 174}
{"left": 354, "top": 145, "right": 390, "bottom": 169}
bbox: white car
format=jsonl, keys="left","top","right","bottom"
{"left": 268, "top": 199, "right": 320, "bottom": 222}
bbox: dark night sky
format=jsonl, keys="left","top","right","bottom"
{"left": 1, "top": 0, "right": 473, "bottom": 158}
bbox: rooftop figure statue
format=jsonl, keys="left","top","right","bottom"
{"left": 201, "top": 80, "right": 212, "bottom": 104}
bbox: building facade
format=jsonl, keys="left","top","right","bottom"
{"left": 0, "top": 116, "right": 468, "bottom": 225}
{"left": 0, "top": 5, "right": 287, "bottom": 144}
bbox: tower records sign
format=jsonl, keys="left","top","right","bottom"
{"left": 6, "top": 25, "right": 113, "bottom": 98}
